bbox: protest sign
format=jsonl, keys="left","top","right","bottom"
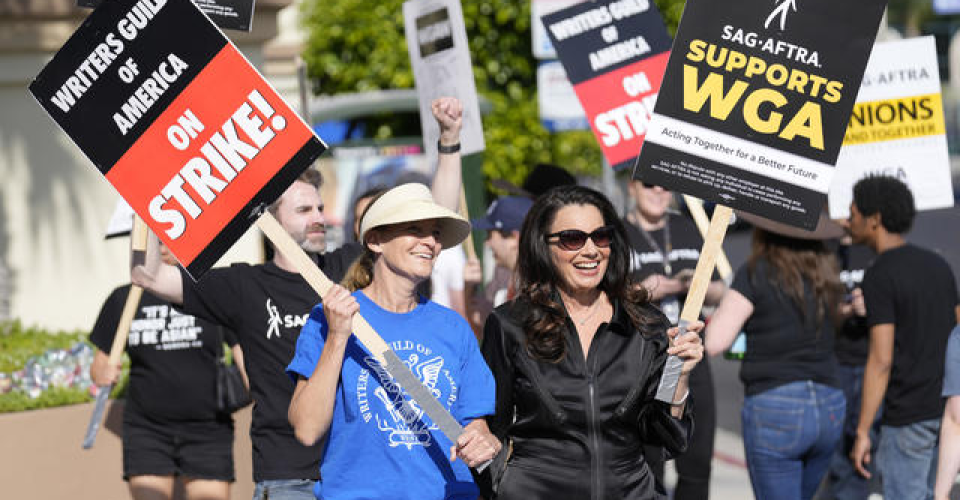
{"left": 829, "top": 36, "right": 955, "bottom": 219}
{"left": 35, "top": 0, "right": 487, "bottom": 466}
{"left": 542, "top": 0, "right": 672, "bottom": 171}
{"left": 83, "top": 217, "right": 148, "bottom": 450}
{"left": 403, "top": 0, "right": 484, "bottom": 165}
{"left": 78, "top": 0, "right": 256, "bottom": 32}
{"left": 532, "top": 0, "right": 585, "bottom": 59}
{"left": 934, "top": 0, "right": 960, "bottom": 15}
{"left": 537, "top": 61, "right": 589, "bottom": 132}
{"left": 30, "top": 0, "right": 326, "bottom": 278}
{"left": 634, "top": 0, "right": 887, "bottom": 230}
{"left": 105, "top": 198, "right": 136, "bottom": 239}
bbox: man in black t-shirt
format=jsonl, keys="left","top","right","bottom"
{"left": 847, "top": 176, "right": 960, "bottom": 500}
{"left": 624, "top": 180, "right": 725, "bottom": 500}
{"left": 131, "top": 97, "right": 467, "bottom": 499}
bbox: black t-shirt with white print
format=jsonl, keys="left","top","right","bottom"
{"left": 624, "top": 213, "right": 714, "bottom": 324}
{"left": 90, "top": 284, "right": 236, "bottom": 421}
{"left": 179, "top": 243, "right": 361, "bottom": 482}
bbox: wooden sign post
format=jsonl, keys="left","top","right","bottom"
{"left": 653, "top": 205, "right": 731, "bottom": 401}
{"left": 681, "top": 195, "right": 733, "bottom": 282}
{"left": 82, "top": 217, "right": 148, "bottom": 449}
{"left": 256, "top": 212, "right": 485, "bottom": 469}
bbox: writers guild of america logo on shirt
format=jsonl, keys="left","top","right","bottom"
{"left": 356, "top": 340, "right": 458, "bottom": 449}
{"left": 264, "top": 298, "right": 308, "bottom": 339}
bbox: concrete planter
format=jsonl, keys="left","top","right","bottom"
{"left": 0, "top": 400, "right": 254, "bottom": 499}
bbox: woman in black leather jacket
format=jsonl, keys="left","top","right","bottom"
{"left": 480, "top": 186, "right": 704, "bottom": 499}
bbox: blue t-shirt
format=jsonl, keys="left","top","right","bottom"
{"left": 286, "top": 291, "right": 495, "bottom": 500}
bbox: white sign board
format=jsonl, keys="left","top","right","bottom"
{"left": 105, "top": 199, "right": 135, "bottom": 238}
{"left": 531, "top": 0, "right": 585, "bottom": 59}
{"left": 829, "top": 36, "right": 955, "bottom": 218}
{"left": 403, "top": 0, "right": 485, "bottom": 163}
{"left": 934, "top": 0, "right": 960, "bottom": 15}
{"left": 537, "top": 61, "right": 589, "bottom": 132}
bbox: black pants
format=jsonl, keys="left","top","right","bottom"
{"left": 644, "top": 354, "right": 716, "bottom": 500}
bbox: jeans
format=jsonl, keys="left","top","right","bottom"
{"left": 742, "top": 381, "right": 846, "bottom": 500}
{"left": 821, "top": 363, "right": 881, "bottom": 500}
{"left": 877, "top": 418, "right": 940, "bottom": 500}
{"left": 253, "top": 479, "right": 317, "bottom": 500}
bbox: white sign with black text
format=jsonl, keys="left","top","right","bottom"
{"left": 829, "top": 36, "right": 954, "bottom": 218}
{"left": 403, "top": 0, "right": 485, "bottom": 163}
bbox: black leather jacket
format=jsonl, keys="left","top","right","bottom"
{"left": 480, "top": 299, "right": 693, "bottom": 500}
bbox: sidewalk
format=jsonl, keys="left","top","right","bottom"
{"left": 708, "top": 429, "right": 754, "bottom": 499}
{"left": 664, "top": 428, "right": 753, "bottom": 499}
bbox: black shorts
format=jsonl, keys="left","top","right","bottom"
{"left": 122, "top": 407, "right": 235, "bottom": 482}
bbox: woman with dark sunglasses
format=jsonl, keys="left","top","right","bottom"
{"left": 479, "top": 185, "right": 704, "bottom": 499}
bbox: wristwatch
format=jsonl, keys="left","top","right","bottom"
{"left": 438, "top": 140, "right": 461, "bottom": 154}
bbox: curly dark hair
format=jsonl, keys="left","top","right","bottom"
{"left": 852, "top": 175, "right": 915, "bottom": 234}
{"left": 515, "top": 185, "right": 656, "bottom": 362}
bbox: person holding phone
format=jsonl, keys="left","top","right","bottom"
{"left": 623, "top": 180, "right": 725, "bottom": 499}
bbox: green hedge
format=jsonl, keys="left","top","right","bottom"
{"left": 0, "top": 321, "right": 87, "bottom": 372}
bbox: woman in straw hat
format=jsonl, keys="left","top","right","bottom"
{"left": 705, "top": 212, "right": 847, "bottom": 500}
{"left": 286, "top": 183, "right": 500, "bottom": 500}
{"left": 480, "top": 185, "right": 704, "bottom": 499}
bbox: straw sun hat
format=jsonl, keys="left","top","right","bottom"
{"left": 358, "top": 183, "right": 471, "bottom": 249}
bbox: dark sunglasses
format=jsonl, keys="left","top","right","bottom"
{"left": 546, "top": 226, "right": 615, "bottom": 251}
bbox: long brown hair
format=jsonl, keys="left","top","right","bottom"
{"left": 516, "top": 186, "right": 657, "bottom": 362}
{"left": 341, "top": 189, "right": 387, "bottom": 291}
{"left": 748, "top": 229, "right": 843, "bottom": 328}
{"left": 341, "top": 248, "right": 376, "bottom": 291}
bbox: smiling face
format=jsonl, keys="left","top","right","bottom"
{"left": 628, "top": 180, "right": 672, "bottom": 225}
{"left": 368, "top": 219, "right": 443, "bottom": 284}
{"left": 275, "top": 180, "right": 327, "bottom": 253}
{"left": 547, "top": 204, "right": 611, "bottom": 296}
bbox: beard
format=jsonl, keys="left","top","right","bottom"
{"left": 297, "top": 223, "right": 327, "bottom": 253}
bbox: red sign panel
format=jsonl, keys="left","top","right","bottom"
{"left": 30, "top": 0, "right": 326, "bottom": 277}
{"left": 542, "top": 0, "right": 673, "bottom": 170}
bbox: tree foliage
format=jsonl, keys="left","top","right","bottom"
{"left": 300, "top": 0, "right": 686, "bottom": 187}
